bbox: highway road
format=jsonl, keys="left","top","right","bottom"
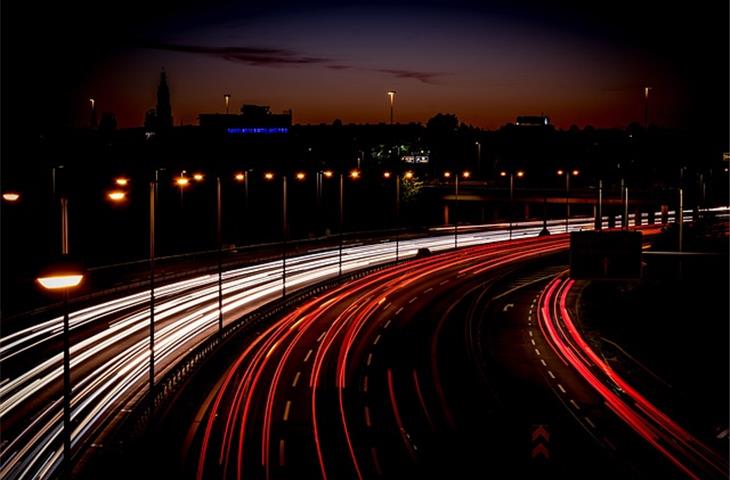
{"left": 141, "top": 222, "right": 729, "bottom": 480}
{"left": 176, "top": 234, "right": 573, "bottom": 479}
{"left": 0, "top": 208, "right": 713, "bottom": 479}
{"left": 0, "top": 216, "right": 596, "bottom": 479}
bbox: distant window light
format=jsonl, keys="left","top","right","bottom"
{"left": 227, "top": 127, "right": 289, "bottom": 134}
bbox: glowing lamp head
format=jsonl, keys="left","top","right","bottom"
{"left": 115, "top": 177, "right": 129, "bottom": 186}
{"left": 107, "top": 191, "right": 126, "bottom": 202}
{"left": 572, "top": 169, "right": 580, "bottom": 176}
{"left": 557, "top": 169, "right": 564, "bottom": 176}
{"left": 296, "top": 172, "right": 306, "bottom": 181}
{"left": 235, "top": 173, "right": 245, "bottom": 182}
{"left": 176, "top": 177, "right": 190, "bottom": 187}
{"left": 349, "top": 169, "right": 360, "bottom": 179}
{"left": 323, "top": 170, "right": 334, "bottom": 178}
{"left": 516, "top": 171, "right": 525, "bottom": 178}
{"left": 383, "top": 171, "right": 392, "bottom": 179}
{"left": 462, "top": 171, "right": 471, "bottom": 179}
{"left": 3, "top": 192, "right": 20, "bottom": 202}
{"left": 443, "top": 171, "right": 452, "bottom": 178}
{"left": 193, "top": 173, "right": 204, "bottom": 182}
{"left": 404, "top": 171, "right": 414, "bottom": 180}
{"left": 37, "top": 274, "right": 84, "bottom": 290}
{"left": 264, "top": 172, "right": 275, "bottom": 181}
{"left": 500, "top": 171, "right": 507, "bottom": 177}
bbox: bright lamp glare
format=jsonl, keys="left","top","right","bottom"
{"left": 37, "top": 274, "right": 84, "bottom": 290}
{"left": 107, "top": 191, "right": 126, "bottom": 201}
{"left": 3, "top": 192, "right": 20, "bottom": 202}
{"left": 115, "top": 178, "right": 129, "bottom": 186}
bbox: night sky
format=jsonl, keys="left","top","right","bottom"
{"left": 2, "top": 0, "right": 728, "bottom": 132}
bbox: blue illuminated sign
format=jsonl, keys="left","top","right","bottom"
{"left": 227, "top": 127, "right": 289, "bottom": 134}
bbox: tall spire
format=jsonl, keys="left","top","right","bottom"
{"left": 156, "top": 69, "right": 172, "bottom": 129}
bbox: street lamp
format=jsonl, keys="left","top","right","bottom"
{"left": 500, "top": 170, "right": 525, "bottom": 240}
{"left": 36, "top": 195, "right": 84, "bottom": 480}
{"left": 107, "top": 190, "right": 126, "bottom": 202}
{"left": 193, "top": 173, "right": 204, "bottom": 182}
{"left": 445, "top": 171, "right": 470, "bottom": 248}
{"left": 2, "top": 192, "right": 20, "bottom": 202}
{"left": 475, "top": 142, "right": 481, "bottom": 176}
{"left": 557, "top": 169, "right": 579, "bottom": 232}
{"left": 115, "top": 177, "right": 129, "bottom": 187}
{"left": 404, "top": 170, "right": 414, "bottom": 180}
{"left": 224, "top": 93, "right": 231, "bottom": 114}
{"left": 383, "top": 171, "right": 402, "bottom": 261}
{"left": 387, "top": 90, "right": 396, "bottom": 125}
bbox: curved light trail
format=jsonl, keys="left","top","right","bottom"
{"left": 0, "top": 208, "right": 717, "bottom": 479}
{"left": 537, "top": 275, "right": 729, "bottom": 479}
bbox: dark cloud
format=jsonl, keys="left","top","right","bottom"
{"left": 375, "top": 68, "right": 443, "bottom": 84}
{"left": 144, "top": 42, "right": 331, "bottom": 66}
{"left": 144, "top": 42, "right": 445, "bottom": 84}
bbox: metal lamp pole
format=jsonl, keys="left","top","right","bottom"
{"left": 148, "top": 177, "right": 156, "bottom": 399}
{"left": 454, "top": 173, "right": 460, "bottom": 249}
{"left": 217, "top": 176, "right": 223, "bottom": 331}
{"left": 509, "top": 173, "right": 514, "bottom": 240}
{"left": 282, "top": 175, "right": 288, "bottom": 298}
{"left": 338, "top": 173, "right": 344, "bottom": 276}
{"left": 395, "top": 174, "right": 401, "bottom": 261}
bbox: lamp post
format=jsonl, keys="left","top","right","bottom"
{"left": 224, "top": 94, "right": 231, "bottom": 114}
{"left": 384, "top": 171, "right": 402, "bottom": 261}
{"left": 445, "top": 171, "right": 470, "bottom": 248}
{"left": 557, "top": 169, "right": 579, "bottom": 232}
{"left": 176, "top": 171, "right": 190, "bottom": 207}
{"left": 500, "top": 170, "right": 525, "bottom": 240}
{"left": 475, "top": 141, "right": 481, "bottom": 177}
{"left": 36, "top": 196, "right": 84, "bottom": 480}
{"left": 216, "top": 176, "right": 223, "bottom": 332}
{"left": 387, "top": 91, "right": 396, "bottom": 125}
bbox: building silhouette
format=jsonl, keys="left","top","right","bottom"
{"left": 155, "top": 69, "right": 173, "bottom": 130}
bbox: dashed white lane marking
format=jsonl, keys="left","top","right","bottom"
{"left": 383, "top": 302, "right": 392, "bottom": 310}
{"left": 292, "top": 371, "right": 301, "bottom": 387}
{"left": 409, "top": 296, "right": 418, "bottom": 304}
{"left": 373, "top": 334, "right": 382, "bottom": 345}
{"left": 383, "top": 319, "right": 392, "bottom": 329}
{"left": 557, "top": 384, "right": 566, "bottom": 394}
{"left": 395, "top": 307, "right": 404, "bottom": 316}
{"left": 423, "top": 287, "right": 433, "bottom": 294}
{"left": 364, "top": 406, "right": 372, "bottom": 427}
{"left": 439, "top": 280, "right": 450, "bottom": 286}
{"left": 528, "top": 330, "right": 533, "bottom": 337}
{"left": 363, "top": 376, "right": 369, "bottom": 393}
{"left": 317, "top": 331, "right": 327, "bottom": 342}
{"left": 366, "top": 353, "right": 373, "bottom": 366}
{"left": 547, "top": 370, "right": 555, "bottom": 379}
{"left": 534, "top": 348, "right": 541, "bottom": 356}
{"left": 303, "top": 349, "right": 313, "bottom": 363}
{"left": 540, "top": 359, "right": 547, "bottom": 367}
{"left": 283, "top": 400, "right": 292, "bottom": 421}
{"left": 584, "top": 417, "right": 597, "bottom": 428}
{"left": 530, "top": 339, "right": 536, "bottom": 346}
{"left": 570, "top": 399, "right": 581, "bottom": 410}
